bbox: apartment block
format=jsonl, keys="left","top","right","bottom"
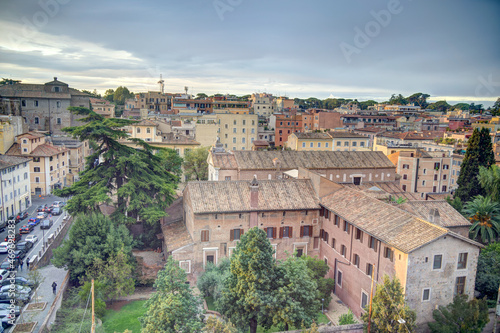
{"left": 329, "top": 131, "right": 370, "bottom": 151}
{"left": 0, "top": 155, "right": 31, "bottom": 222}
{"left": 250, "top": 93, "right": 275, "bottom": 116}
{"left": 217, "top": 113, "right": 258, "bottom": 151}
{"left": 90, "top": 98, "right": 115, "bottom": 118}
{"left": 274, "top": 114, "right": 302, "bottom": 147}
{"left": 287, "top": 132, "right": 332, "bottom": 151}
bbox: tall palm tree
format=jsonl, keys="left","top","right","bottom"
{"left": 463, "top": 195, "right": 500, "bottom": 244}
{"left": 478, "top": 165, "right": 500, "bottom": 202}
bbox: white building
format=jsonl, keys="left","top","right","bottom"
{"left": 250, "top": 93, "right": 275, "bottom": 117}
{"left": 0, "top": 156, "right": 31, "bottom": 221}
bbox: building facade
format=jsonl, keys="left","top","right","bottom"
{"left": 217, "top": 113, "right": 258, "bottom": 151}
{"left": 0, "top": 155, "right": 31, "bottom": 222}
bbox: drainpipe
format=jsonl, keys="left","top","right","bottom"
{"left": 414, "top": 158, "right": 419, "bottom": 192}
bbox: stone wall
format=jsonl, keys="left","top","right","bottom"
{"left": 32, "top": 216, "right": 73, "bottom": 269}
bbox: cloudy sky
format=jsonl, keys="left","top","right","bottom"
{"left": 0, "top": 0, "right": 499, "bottom": 106}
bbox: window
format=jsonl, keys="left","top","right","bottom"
{"left": 242, "top": 138, "right": 245, "bottom": 144}
{"left": 310, "top": 142, "right": 313, "bottom": 148}
{"left": 422, "top": 180, "right": 426, "bottom": 186}
{"left": 313, "top": 237, "right": 319, "bottom": 249}
{"left": 355, "top": 228, "right": 363, "bottom": 242}
{"left": 34, "top": 100, "right": 39, "bottom": 107}
{"left": 233, "top": 128, "right": 237, "bottom": 133}
{"left": 403, "top": 174, "right": 408, "bottom": 180}
{"left": 318, "top": 142, "right": 321, "bottom": 148}
{"left": 344, "top": 141, "right": 349, "bottom": 146}
{"left": 433, "top": 186, "right": 437, "bottom": 193}
{"left": 280, "top": 226, "right": 292, "bottom": 238}
{"left": 56, "top": 101, "right": 61, "bottom": 108}
{"left": 233, "top": 120, "right": 237, "bottom": 125}
{"left": 384, "top": 247, "right": 393, "bottom": 261}
{"left": 360, "top": 142, "right": 365, "bottom": 147}
{"left": 334, "top": 215, "right": 339, "bottom": 226}
{"left": 368, "top": 236, "right": 377, "bottom": 251}
{"left": 434, "top": 162, "right": 440, "bottom": 170}
{"left": 455, "top": 276, "right": 466, "bottom": 295}
{"left": 341, "top": 244, "right": 347, "bottom": 257}
{"left": 343, "top": 221, "right": 349, "bottom": 233}
{"left": 423, "top": 168, "right": 427, "bottom": 174}
{"left": 336, "top": 141, "right": 341, "bottom": 146}
{"left": 266, "top": 227, "right": 276, "bottom": 239}
{"left": 34, "top": 117, "right": 39, "bottom": 124}
{"left": 34, "top": 167, "right": 40, "bottom": 172}
{"left": 366, "top": 263, "right": 373, "bottom": 277}
{"left": 457, "top": 253, "right": 468, "bottom": 269}
{"left": 24, "top": 172, "right": 28, "bottom": 179}
{"left": 147, "top": 128, "right": 151, "bottom": 133}
{"left": 443, "top": 164, "right": 449, "bottom": 170}
{"left": 35, "top": 177, "right": 39, "bottom": 183}
{"left": 56, "top": 117, "right": 62, "bottom": 125}
{"left": 201, "top": 230, "right": 209, "bottom": 242}
{"left": 337, "top": 270, "right": 343, "bottom": 287}
{"left": 353, "top": 177, "right": 361, "bottom": 185}
{"left": 361, "top": 291, "right": 368, "bottom": 309}
{"left": 422, "top": 288, "right": 430, "bottom": 301}
{"left": 434, "top": 174, "right": 438, "bottom": 181}
{"left": 300, "top": 225, "right": 313, "bottom": 237}
{"left": 325, "top": 142, "right": 329, "bottom": 148}
{"left": 242, "top": 128, "right": 246, "bottom": 134}
{"left": 354, "top": 254, "right": 360, "bottom": 268}
{"left": 22, "top": 100, "right": 26, "bottom": 107}
{"left": 296, "top": 248, "right": 304, "bottom": 257}
{"left": 442, "top": 185, "right": 447, "bottom": 192}
{"left": 352, "top": 142, "right": 357, "bottom": 147}
{"left": 402, "top": 164, "right": 409, "bottom": 169}
{"left": 230, "top": 228, "right": 243, "bottom": 241}
{"left": 331, "top": 238, "right": 336, "bottom": 249}
{"left": 433, "top": 254, "right": 442, "bottom": 269}
{"left": 302, "top": 142, "right": 306, "bottom": 148}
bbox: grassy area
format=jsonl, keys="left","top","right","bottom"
{"left": 205, "top": 296, "right": 216, "bottom": 311}
{"left": 102, "top": 300, "right": 147, "bottom": 333}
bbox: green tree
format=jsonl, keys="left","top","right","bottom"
{"left": 104, "top": 89, "right": 115, "bottom": 102}
{"left": 407, "top": 93, "right": 430, "bottom": 108}
{"left": 183, "top": 147, "right": 209, "bottom": 181}
{"left": 455, "top": 127, "right": 495, "bottom": 203}
{"left": 463, "top": 195, "right": 500, "bottom": 243}
{"left": 300, "top": 256, "right": 336, "bottom": 306}
{"left": 388, "top": 94, "right": 408, "bottom": 105}
{"left": 197, "top": 257, "right": 230, "bottom": 302}
{"left": 428, "top": 100, "right": 451, "bottom": 111}
{"left": 78, "top": 280, "right": 107, "bottom": 317}
{"left": 54, "top": 107, "right": 177, "bottom": 225}
{"left": 272, "top": 255, "right": 321, "bottom": 331}
{"left": 491, "top": 97, "right": 500, "bottom": 116}
{"left": 114, "top": 86, "right": 134, "bottom": 105}
{"left": 196, "top": 93, "right": 208, "bottom": 99}
{"left": 446, "top": 195, "right": 463, "bottom": 214}
{"left": 157, "top": 148, "right": 183, "bottom": 178}
{"left": 52, "top": 213, "right": 134, "bottom": 282}
{"left": 0, "top": 78, "right": 21, "bottom": 85}
{"left": 478, "top": 165, "right": 500, "bottom": 202}
{"left": 82, "top": 89, "right": 102, "bottom": 99}
{"left": 428, "top": 295, "right": 489, "bottom": 333}
{"left": 452, "top": 103, "right": 471, "bottom": 111}
{"left": 475, "top": 242, "right": 500, "bottom": 301}
{"left": 358, "top": 100, "right": 377, "bottom": 110}
{"left": 219, "top": 227, "right": 277, "bottom": 333}
{"left": 339, "top": 310, "right": 357, "bottom": 325}
{"left": 140, "top": 257, "right": 203, "bottom": 333}
{"left": 361, "top": 275, "right": 416, "bottom": 333}
{"left": 203, "top": 316, "right": 237, "bottom": 333}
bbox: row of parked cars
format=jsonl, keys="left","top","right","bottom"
{"left": 0, "top": 269, "right": 35, "bottom": 329}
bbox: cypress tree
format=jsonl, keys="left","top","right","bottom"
{"left": 455, "top": 127, "right": 495, "bottom": 203}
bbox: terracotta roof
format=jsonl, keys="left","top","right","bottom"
{"left": 252, "top": 140, "right": 270, "bottom": 146}
{"left": 135, "top": 119, "right": 158, "bottom": 127}
{"left": 0, "top": 83, "right": 73, "bottom": 99}
{"left": 293, "top": 132, "right": 331, "bottom": 139}
{"left": 18, "top": 132, "right": 45, "bottom": 140}
{"left": 210, "top": 153, "right": 238, "bottom": 169}
{"left": 327, "top": 131, "right": 366, "bottom": 139}
{"left": 387, "top": 152, "right": 399, "bottom": 166}
{"left": 0, "top": 155, "right": 31, "bottom": 170}
{"left": 185, "top": 179, "right": 319, "bottom": 214}
{"left": 161, "top": 198, "right": 184, "bottom": 226}
{"left": 218, "top": 151, "right": 395, "bottom": 170}
{"left": 162, "top": 220, "right": 194, "bottom": 253}
{"left": 6, "top": 142, "right": 68, "bottom": 157}
{"left": 171, "top": 120, "right": 182, "bottom": 127}
{"left": 398, "top": 200, "right": 471, "bottom": 228}
{"left": 342, "top": 182, "right": 421, "bottom": 201}
{"left": 321, "top": 186, "right": 450, "bottom": 253}
{"left": 161, "top": 133, "right": 199, "bottom": 145}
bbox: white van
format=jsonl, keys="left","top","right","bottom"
{"left": 0, "top": 242, "right": 11, "bottom": 254}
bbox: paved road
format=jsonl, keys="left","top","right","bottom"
{"left": 0, "top": 195, "right": 68, "bottom": 266}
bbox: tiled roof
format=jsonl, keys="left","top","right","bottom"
{"left": 327, "top": 131, "right": 366, "bottom": 139}
{"left": 210, "top": 153, "right": 238, "bottom": 169}
{"left": 6, "top": 143, "right": 67, "bottom": 157}
{"left": 135, "top": 119, "right": 158, "bottom": 127}
{"left": 252, "top": 140, "right": 270, "bottom": 146}
{"left": 342, "top": 182, "right": 421, "bottom": 201}
{"left": 398, "top": 200, "right": 471, "bottom": 228}
{"left": 0, "top": 155, "right": 31, "bottom": 170}
{"left": 0, "top": 83, "right": 79, "bottom": 99}
{"left": 162, "top": 220, "right": 194, "bottom": 253}
{"left": 161, "top": 133, "right": 199, "bottom": 145}
{"left": 294, "top": 132, "right": 331, "bottom": 139}
{"left": 223, "top": 151, "right": 395, "bottom": 170}
{"left": 18, "top": 132, "right": 45, "bottom": 139}
{"left": 321, "top": 186, "right": 450, "bottom": 253}
{"left": 161, "top": 198, "right": 184, "bottom": 226}
{"left": 185, "top": 179, "right": 319, "bottom": 214}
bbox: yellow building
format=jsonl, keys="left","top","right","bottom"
{"left": 195, "top": 114, "right": 218, "bottom": 147}
{"left": 329, "top": 131, "right": 370, "bottom": 151}
{"left": 217, "top": 113, "right": 258, "bottom": 151}
{"left": 129, "top": 119, "right": 161, "bottom": 142}
{"left": 287, "top": 132, "right": 332, "bottom": 151}
{"left": 6, "top": 132, "right": 69, "bottom": 195}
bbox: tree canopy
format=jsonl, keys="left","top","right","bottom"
{"left": 428, "top": 295, "right": 489, "bottom": 333}
{"left": 475, "top": 242, "right": 500, "bottom": 301}
{"left": 455, "top": 127, "right": 495, "bottom": 203}
{"left": 52, "top": 213, "right": 134, "bottom": 282}
{"left": 183, "top": 146, "right": 210, "bottom": 181}
{"left": 361, "top": 275, "right": 416, "bottom": 333}
{"left": 478, "top": 165, "right": 500, "bottom": 202}
{"left": 219, "top": 227, "right": 277, "bottom": 333}
{"left": 463, "top": 195, "right": 500, "bottom": 243}
{"left": 54, "top": 107, "right": 177, "bottom": 225}
{"left": 141, "top": 257, "right": 204, "bottom": 333}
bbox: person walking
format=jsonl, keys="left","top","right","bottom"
{"left": 26, "top": 259, "right": 30, "bottom": 270}
{"left": 19, "top": 260, "right": 23, "bottom": 270}
{"left": 52, "top": 282, "right": 57, "bottom": 295}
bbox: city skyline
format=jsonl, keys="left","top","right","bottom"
{"left": 0, "top": 0, "right": 499, "bottom": 106}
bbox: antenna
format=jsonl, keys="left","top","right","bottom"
{"left": 158, "top": 74, "right": 165, "bottom": 94}
{"left": 184, "top": 86, "right": 188, "bottom": 96}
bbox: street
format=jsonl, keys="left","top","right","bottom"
{"left": 0, "top": 195, "right": 68, "bottom": 266}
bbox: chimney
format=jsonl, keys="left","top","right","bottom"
{"left": 428, "top": 208, "right": 440, "bottom": 224}
{"left": 249, "top": 176, "right": 259, "bottom": 227}
{"left": 273, "top": 157, "right": 282, "bottom": 179}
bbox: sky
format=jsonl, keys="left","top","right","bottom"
{"left": 0, "top": 0, "right": 499, "bottom": 106}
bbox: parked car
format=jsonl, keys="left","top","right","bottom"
{"left": 25, "top": 235, "right": 38, "bottom": 244}
{"left": 3, "top": 234, "right": 21, "bottom": 243}
{"left": 40, "top": 219, "right": 53, "bottom": 230}
{"left": 1, "top": 277, "right": 34, "bottom": 288}
{"left": 0, "top": 260, "right": 16, "bottom": 271}
{"left": 36, "top": 205, "right": 45, "bottom": 212}
{"left": 0, "top": 312, "right": 14, "bottom": 329}
{"left": 15, "top": 212, "right": 28, "bottom": 222}
{"left": 0, "top": 271, "right": 9, "bottom": 283}
{"left": 53, "top": 201, "right": 65, "bottom": 207}
{"left": 0, "top": 291, "right": 28, "bottom": 305}
{"left": 19, "top": 225, "right": 33, "bottom": 234}
{"left": 0, "top": 304, "right": 20, "bottom": 316}
{"left": 28, "top": 217, "right": 40, "bottom": 225}
{"left": 51, "top": 207, "right": 62, "bottom": 215}
{"left": 0, "top": 285, "right": 31, "bottom": 295}
{"left": 16, "top": 242, "right": 33, "bottom": 253}
{"left": 0, "top": 244, "right": 10, "bottom": 255}
{"left": 36, "top": 212, "right": 47, "bottom": 219}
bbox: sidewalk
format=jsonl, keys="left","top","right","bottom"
{"left": 323, "top": 293, "right": 361, "bottom": 326}
{"left": 9, "top": 264, "right": 68, "bottom": 333}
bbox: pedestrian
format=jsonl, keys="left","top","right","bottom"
{"left": 52, "top": 281, "right": 57, "bottom": 295}
{"left": 19, "top": 260, "right": 23, "bottom": 270}
{"left": 26, "top": 259, "right": 30, "bottom": 270}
